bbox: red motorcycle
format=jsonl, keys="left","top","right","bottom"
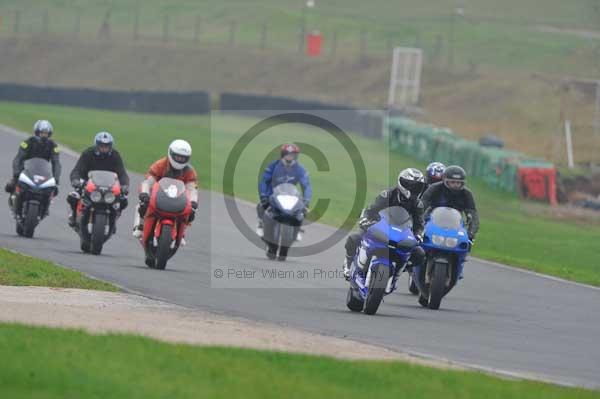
{"left": 140, "top": 177, "right": 192, "bottom": 269}
{"left": 74, "top": 171, "right": 123, "bottom": 255}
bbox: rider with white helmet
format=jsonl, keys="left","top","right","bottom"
{"left": 133, "top": 139, "right": 198, "bottom": 237}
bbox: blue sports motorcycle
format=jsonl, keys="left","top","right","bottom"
{"left": 412, "top": 207, "right": 471, "bottom": 310}
{"left": 346, "top": 206, "right": 418, "bottom": 315}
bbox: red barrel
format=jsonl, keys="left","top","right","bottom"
{"left": 517, "top": 167, "right": 558, "bottom": 205}
{"left": 306, "top": 31, "right": 322, "bottom": 57}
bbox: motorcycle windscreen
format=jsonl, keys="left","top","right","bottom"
{"left": 155, "top": 178, "right": 188, "bottom": 214}
{"left": 272, "top": 183, "right": 302, "bottom": 212}
{"left": 23, "top": 157, "right": 53, "bottom": 181}
{"left": 370, "top": 206, "right": 414, "bottom": 244}
{"left": 88, "top": 170, "right": 118, "bottom": 188}
{"left": 272, "top": 183, "right": 301, "bottom": 197}
{"left": 379, "top": 206, "right": 413, "bottom": 229}
{"left": 430, "top": 207, "right": 462, "bottom": 229}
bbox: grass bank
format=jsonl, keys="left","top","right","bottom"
{"left": 0, "top": 247, "right": 118, "bottom": 291}
{"left": 1, "top": 101, "right": 599, "bottom": 286}
{"left": 0, "top": 323, "right": 597, "bottom": 399}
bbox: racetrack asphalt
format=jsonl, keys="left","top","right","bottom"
{"left": 1, "top": 126, "right": 598, "bottom": 388}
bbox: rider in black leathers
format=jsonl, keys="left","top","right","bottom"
{"left": 342, "top": 168, "right": 427, "bottom": 280}
{"left": 420, "top": 165, "right": 479, "bottom": 241}
{"left": 67, "top": 132, "right": 129, "bottom": 227}
{"left": 5, "top": 120, "right": 61, "bottom": 218}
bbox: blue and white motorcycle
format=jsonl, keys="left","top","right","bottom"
{"left": 346, "top": 206, "right": 418, "bottom": 315}
{"left": 412, "top": 207, "right": 471, "bottom": 310}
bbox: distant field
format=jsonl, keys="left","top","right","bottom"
{"left": 0, "top": 0, "right": 598, "bottom": 75}
{"left": 1, "top": 323, "right": 597, "bottom": 399}
{"left": 1, "top": 101, "right": 600, "bottom": 286}
{"left": 0, "top": 248, "right": 117, "bottom": 291}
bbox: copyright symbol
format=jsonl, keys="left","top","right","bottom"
{"left": 213, "top": 269, "right": 224, "bottom": 278}
{"left": 222, "top": 111, "right": 367, "bottom": 257}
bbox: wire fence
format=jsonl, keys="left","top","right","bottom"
{"left": 0, "top": 7, "right": 494, "bottom": 72}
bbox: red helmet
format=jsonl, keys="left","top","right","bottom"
{"left": 280, "top": 143, "right": 300, "bottom": 157}
{"left": 280, "top": 143, "right": 300, "bottom": 167}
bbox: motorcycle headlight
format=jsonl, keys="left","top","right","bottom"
{"left": 104, "top": 192, "right": 116, "bottom": 204}
{"left": 445, "top": 237, "right": 458, "bottom": 248}
{"left": 277, "top": 195, "right": 299, "bottom": 211}
{"left": 90, "top": 191, "right": 102, "bottom": 203}
{"left": 432, "top": 235, "right": 445, "bottom": 246}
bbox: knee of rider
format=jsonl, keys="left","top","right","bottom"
{"left": 413, "top": 247, "right": 425, "bottom": 262}
{"left": 345, "top": 236, "right": 358, "bottom": 253}
{"left": 66, "top": 194, "right": 77, "bottom": 206}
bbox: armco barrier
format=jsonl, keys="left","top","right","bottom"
{"left": 0, "top": 83, "right": 211, "bottom": 115}
{"left": 219, "top": 92, "right": 383, "bottom": 139}
{"left": 387, "top": 117, "right": 556, "bottom": 200}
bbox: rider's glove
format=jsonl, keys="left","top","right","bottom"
{"left": 468, "top": 231, "right": 475, "bottom": 241}
{"left": 260, "top": 196, "right": 270, "bottom": 209}
{"left": 359, "top": 217, "right": 377, "bottom": 229}
{"left": 4, "top": 179, "right": 15, "bottom": 193}
{"left": 138, "top": 192, "right": 150, "bottom": 216}
{"left": 188, "top": 201, "right": 198, "bottom": 222}
{"left": 139, "top": 192, "right": 150, "bottom": 204}
{"left": 415, "top": 233, "right": 423, "bottom": 243}
{"left": 53, "top": 187, "right": 59, "bottom": 196}
{"left": 121, "top": 185, "right": 129, "bottom": 196}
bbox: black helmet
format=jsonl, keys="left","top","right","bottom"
{"left": 397, "top": 168, "right": 425, "bottom": 200}
{"left": 443, "top": 165, "right": 466, "bottom": 191}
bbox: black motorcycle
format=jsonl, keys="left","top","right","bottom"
{"left": 10, "top": 157, "right": 57, "bottom": 238}
{"left": 262, "top": 183, "right": 305, "bottom": 261}
{"left": 73, "top": 170, "right": 123, "bottom": 255}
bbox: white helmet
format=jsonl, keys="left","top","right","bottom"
{"left": 168, "top": 139, "right": 192, "bottom": 170}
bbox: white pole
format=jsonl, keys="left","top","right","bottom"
{"left": 565, "top": 119, "right": 575, "bottom": 169}
{"left": 387, "top": 47, "right": 400, "bottom": 108}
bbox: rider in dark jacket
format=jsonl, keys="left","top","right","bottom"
{"left": 67, "top": 132, "right": 129, "bottom": 226}
{"left": 342, "top": 168, "right": 426, "bottom": 280}
{"left": 421, "top": 165, "right": 479, "bottom": 240}
{"left": 5, "top": 120, "right": 61, "bottom": 217}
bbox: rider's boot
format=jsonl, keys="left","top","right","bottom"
{"left": 256, "top": 219, "right": 264, "bottom": 237}
{"left": 342, "top": 256, "right": 353, "bottom": 281}
{"left": 295, "top": 228, "right": 304, "bottom": 242}
{"left": 68, "top": 212, "right": 77, "bottom": 228}
{"left": 132, "top": 205, "right": 144, "bottom": 238}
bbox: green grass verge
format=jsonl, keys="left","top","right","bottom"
{"left": 1, "top": 100, "right": 599, "bottom": 286}
{"left": 0, "top": 323, "right": 597, "bottom": 399}
{"left": 0, "top": 248, "right": 118, "bottom": 291}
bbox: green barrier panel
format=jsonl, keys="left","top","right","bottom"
{"left": 385, "top": 117, "right": 550, "bottom": 193}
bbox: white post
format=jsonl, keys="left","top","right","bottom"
{"left": 565, "top": 119, "right": 575, "bottom": 169}
{"left": 387, "top": 47, "right": 400, "bottom": 108}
